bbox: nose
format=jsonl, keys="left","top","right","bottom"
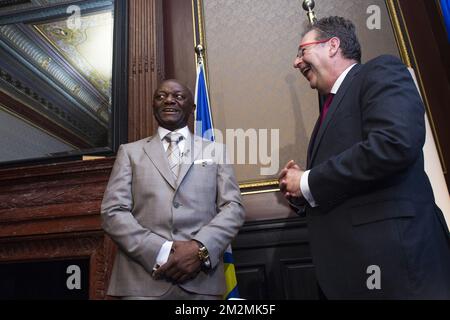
{"left": 293, "top": 56, "right": 302, "bottom": 69}
{"left": 164, "top": 94, "right": 176, "bottom": 104}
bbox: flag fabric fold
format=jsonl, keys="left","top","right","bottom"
{"left": 441, "top": 0, "right": 450, "bottom": 42}
{"left": 194, "top": 62, "right": 215, "bottom": 141}
{"left": 223, "top": 245, "right": 240, "bottom": 299}
{"left": 194, "top": 60, "right": 240, "bottom": 300}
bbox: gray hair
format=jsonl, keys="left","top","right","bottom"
{"left": 303, "top": 16, "right": 362, "bottom": 63}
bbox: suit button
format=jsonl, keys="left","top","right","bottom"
{"left": 173, "top": 202, "right": 180, "bottom": 208}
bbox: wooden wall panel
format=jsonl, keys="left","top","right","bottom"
{"left": 162, "top": 0, "right": 196, "bottom": 90}
{"left": 232, "top": 218, "right": 319, "bottom": 300}
{"left": 0, "top": 159, "right": 116, "bottom": 299}
{"left": 128, "top": 0, "right": 165, "bottom": 142}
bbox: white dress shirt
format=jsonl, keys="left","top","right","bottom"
{"left": 301, "top": 63, "right": 357, "bottom": 207}
{"left": 158, "top": 125, "right": 190, "bottom": 153}
{"left": 154, "top": 126, "right": 190, "bottom": 269}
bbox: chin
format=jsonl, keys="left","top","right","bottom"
{"left": 306, "top": 76, "right": 317, "bottom": 89}
{"left": 309, "top": 81, "right": 317, "bottom": 90}
{"left": 160, "top": 115, "right": 181, "bottom": 124}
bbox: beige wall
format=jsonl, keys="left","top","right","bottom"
{"left": 408, "top": 68, "right": 450, "bottom": 225}
{"left": 201, "top": 0, "right": 400, "bottom": 183}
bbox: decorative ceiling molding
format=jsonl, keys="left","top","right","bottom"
{"left": 0, "top": 0, "right": 120, "bottom": 151}
{"left": 0, "top": 0, "right": 31, "bottom": 9}
{"left": 0, "top": 0, "right": 112, "bottom": 22}
{"left": 33, "top": 13, "right": 113, "bottom": 101}
{"left": 0, "top": 24, "right": 109, "bottom": 124}
{"left": 0, "top": 65, "right": 102, "bottom": 147}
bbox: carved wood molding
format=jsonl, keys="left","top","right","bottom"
{"left": 0, "top": 159, "right": 114, "bottom": 238}
{"left": 0, "top": 158, "right": 114, "bottom": 181}
{"left": 0, "top": 159, "right": 117, "bottom": 299}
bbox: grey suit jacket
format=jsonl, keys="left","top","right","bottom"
{"left": 101, "top": 133, "right": 245, "bottom": 297}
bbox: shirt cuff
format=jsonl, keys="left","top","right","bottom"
{"left": 300, "top": 170, "right": 318, "bottom": 207}
{"left": 155, "top": 241, "right": 173, "bottom": 267}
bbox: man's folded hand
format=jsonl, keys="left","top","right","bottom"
{"left": 152, "top": 240, "right": 201, "bottom": 284}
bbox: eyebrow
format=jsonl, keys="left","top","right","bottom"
{"left": 155, "top": 90, "right": 186, "bottom": 94}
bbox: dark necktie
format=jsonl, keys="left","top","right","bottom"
{"left": 320, "top": 93, "right": 335, "bottom": 125}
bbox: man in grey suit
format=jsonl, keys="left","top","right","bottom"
{"left": 101, "top": 79, "right": 245, "bottom": 299}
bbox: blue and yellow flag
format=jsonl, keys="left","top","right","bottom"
{"left": 194, "top": 60, "right": 240, "bottom": 300}
{"left": 223, "top": 245, "right": 240, "bottom": 299}
{"left": 194, "top": 61, "right": 215, "bottom": 141}
{"left": 441, "top": 0, "right": 450, "bottom": 42}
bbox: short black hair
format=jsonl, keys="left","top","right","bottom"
{"left": 304, "top": 16, "right": 362, "bottom": 63}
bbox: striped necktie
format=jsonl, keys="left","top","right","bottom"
{"left": 165, "top": 132, "right": 183, "bottom": 178}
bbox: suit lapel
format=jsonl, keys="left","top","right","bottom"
{"left": 176, "top": 133, "right": 203, "bottom": 188}
{"left": 309, "top": 64, "right": 362, "bottom": 165}
{"left": 143, "top": 135, "right": 177, "bottom": 189}
{"left": 306, "top": 117, "right": 321, "bottom": 169}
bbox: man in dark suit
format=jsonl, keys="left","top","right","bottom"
{"left": 279, "top": 16, "right": 450, "bottom": 299}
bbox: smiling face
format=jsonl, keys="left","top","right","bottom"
{"left": 293, "top": 30, "right": 334, "bottom": 95}
{"left": 152, "top": 80, "right": 195, "bottom": 131}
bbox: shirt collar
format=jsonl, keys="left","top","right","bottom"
{"left": 330, "top": 63, "right": 357, "bottom": 95}
{"left": 158, "top": 126, "right": 190, "bottom": 141}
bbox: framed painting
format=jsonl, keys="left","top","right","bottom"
{"left": 0, "top": 0, "right": 127, "bottom": 166}
{"left": 191, "top": 0, "right": 443, "bottom": 196}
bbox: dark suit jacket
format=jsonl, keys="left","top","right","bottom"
{"left": 304, "top": 55, "right": 450, "bottom": 299}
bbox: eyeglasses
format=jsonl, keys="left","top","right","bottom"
{"left": 296, "top": 38, "right": 331, "bottom": 59}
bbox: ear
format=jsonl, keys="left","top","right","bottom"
{"left": 329, "top": 37, "right": 340, "bottom": 57}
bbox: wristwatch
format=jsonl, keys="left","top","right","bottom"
{"left": 196, "top": 242, "right": 211, "bottom": 269}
